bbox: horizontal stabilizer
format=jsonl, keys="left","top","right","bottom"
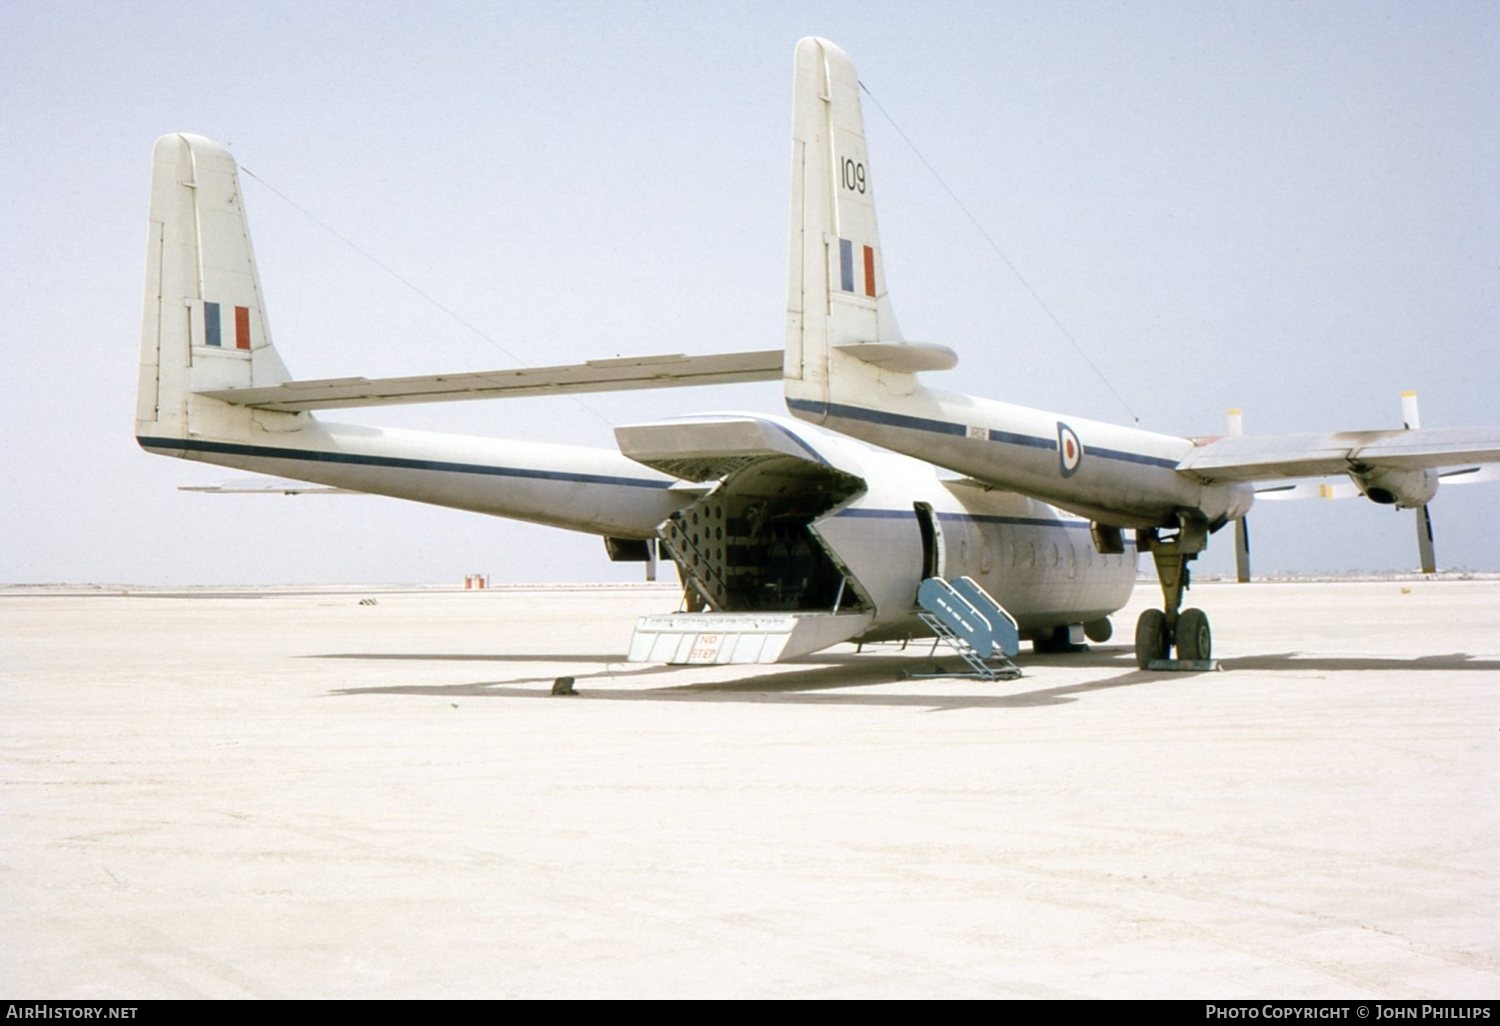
{"left": 196, "top": 349, "right": 783, "bottom": 411}
{"left": 1179, "top": 427, "right": 1500, "bottom": 482}
{"left": 833, "top": 341, "right": 958, "bottom": 373}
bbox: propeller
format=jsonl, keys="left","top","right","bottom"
{"left": 1400, "top": 391, "right": 1437, "bottom": 574}
{"left": 1243, "top": 391, "right": 1498, "bottom": 576}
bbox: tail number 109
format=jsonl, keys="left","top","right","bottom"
{"left": 841, "top": 158, "right": 866, "bottom": 194}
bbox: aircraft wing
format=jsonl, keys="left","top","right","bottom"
{"left": 196, "top": 349, "right": 783, "bottom": 412}
{"left": 1177, "top": 427, "right": 1500, "bottom": 483}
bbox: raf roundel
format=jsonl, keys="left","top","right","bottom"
{"left": 1057, "top": 422, "right": 1084, "bottom": 478}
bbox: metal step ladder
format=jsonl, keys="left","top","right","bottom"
{"left": 912, "top": 576, "right": 1022, "bottom": 681}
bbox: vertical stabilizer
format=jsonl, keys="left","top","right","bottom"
{"left": 137, "top": 133, "right": 298, "bottom": 443}
{"left": 785, "top": 37, "right": 912, "bottom": 424}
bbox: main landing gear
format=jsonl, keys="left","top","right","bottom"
{"left": 1134, "top": 517, "right": 1213, "bottom": 669}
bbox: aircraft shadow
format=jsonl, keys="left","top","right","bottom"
{"left": 1218, "top": 652, "right": 1500, "bottom": 673}
{"left": 1020, "top": 646, "right": 1500, "bottom": 674}
{"left": 329, "top": 650, "right": 1169, "bottom": 711}
{"left": 326, "top": 643, "right": 1499, "bottom": 711}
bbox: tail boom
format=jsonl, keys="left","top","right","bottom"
{"left": 137, "top": 424, "right": 682, "bottom": 538}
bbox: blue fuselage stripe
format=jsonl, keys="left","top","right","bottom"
{"left": 789, "top": 398, "right": 967, "bottom": 438}
{"left": 1083, "top": 445, "right": 1180, "bottom": 470}
{"left": 988, "top": 427, "right": 1055, "bottom": 451}
{"left": 787, "top": 397, "right": 1180, "bottom": 470}
{"left": 136, "top": 436, "right": 673, "bottom": 490}
{"left": 830, "top": 507, "right": 1137, "bottom": 545}
{"left": 834, "top": 508, "right": 1083, "bottom": 530}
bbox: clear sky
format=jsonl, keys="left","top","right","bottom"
{"left": 3, "top": 0, "right": 1497, "bottom": 585}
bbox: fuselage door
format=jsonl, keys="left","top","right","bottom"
{"left": 914, "top": 502, "right": 944, "bottom": 580}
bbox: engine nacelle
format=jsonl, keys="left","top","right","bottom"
{"left": 1348, "top": 466, "right": 1438, "bottom": 508}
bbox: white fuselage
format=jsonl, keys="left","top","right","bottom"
{"left": 139, "top": 413, "right": 1138, "bottom": 646}
{"left": 789, "top": 383, "right": 1255, "bottom": 530}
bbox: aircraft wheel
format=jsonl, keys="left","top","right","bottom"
{"left": 1177, "top": 607, "right": 1212, "bottom": 661}
{"left": 1032, "top": 626, "right": 1067, "bottom": 653}
{"left": 1134, "top": 609, "right": 1168, "bottom": 669}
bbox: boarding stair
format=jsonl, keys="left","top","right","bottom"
{"left": 912, "top": 576, "right": 1022, "bottom": 681}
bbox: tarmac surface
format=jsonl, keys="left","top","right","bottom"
{"left": 3, "top": 578, "right": 1498, "bottom": 998}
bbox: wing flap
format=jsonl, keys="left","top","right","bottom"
{"left": 196, "top": 349, "right": 783, "bottom": 411}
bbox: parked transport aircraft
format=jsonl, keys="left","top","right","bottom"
{"left": 137, "top": 38, "right": 1498, "bottom": 668}
{"left": 133, "top": 134, "right": 1133, "bottom": 665}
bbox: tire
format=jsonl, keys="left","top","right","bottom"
{"left": 1177, "top": 607, "right": 1212, "bottom": 661}
{"left": 1084, "top": 618, "right": 1113, "bottom": 643}
{"left": 1032, "top": 625, "right": 1073, "bottom": 654}
{"left": 1135, "top": 609, "right": 1168, "bottom": 669}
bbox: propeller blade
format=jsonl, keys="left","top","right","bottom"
{"left": 1415, "top": 504, "right": 1436, "bottom": 574}
{"left": 1234, "top": 516, "right": 1251, "bottom": 583}
{"left": 1227, "top": 408, "right": 1251, "bottom": 582}
{"left": 1402, "top": 391, "right": 1437, "bottom": 574}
